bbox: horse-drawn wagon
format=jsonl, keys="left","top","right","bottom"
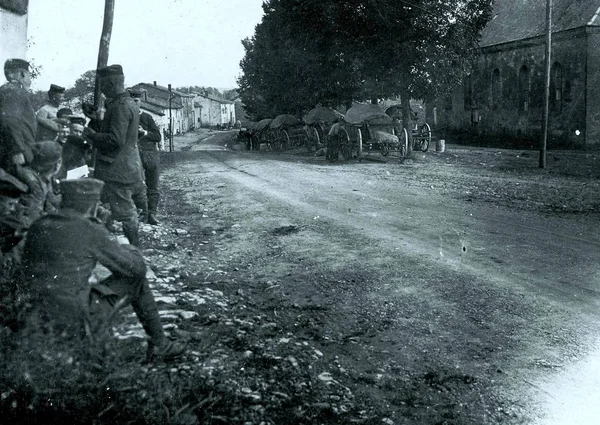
{"left": 269, "top": 114, "right": 309, "bottom": 151}
{"left": 303, "top": 107, "right": 345, "bottom": 151}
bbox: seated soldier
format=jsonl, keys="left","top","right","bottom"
{"left": 19, "top": 178, "right": 185, "bottom": 362}
{"left": 56, "top": 134, "right": 92, "bottom": 180}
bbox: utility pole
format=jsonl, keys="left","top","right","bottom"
{"left": 168, "top": 83, "right": 173, "bottom": 152}
{"left": 539, "top": 0, "right": 552, "bottom": 168}
{"left": 91, "top": 0, "right": 115, "bottom": 173}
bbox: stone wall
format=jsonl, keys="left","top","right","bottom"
{"left": 0, "top": 7, "right": 28, "bottom": 70}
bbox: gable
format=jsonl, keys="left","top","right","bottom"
{"left": 481, "top": 0, "right": 600, "bottom": 47}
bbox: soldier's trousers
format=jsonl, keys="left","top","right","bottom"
{"left": 101, "top": 181, "right": 140, "bottom": 246}
{"left": 139, "top": 149, "right": 160, "bottom": 214}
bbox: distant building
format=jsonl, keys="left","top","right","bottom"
{"left": 427, "top": 0, "right": 600, "bottom": 147}
{"left": 0, "top": 1, "right": 28, "bottom": 68}
{"left": 193, "top": 92, "right": 236, "bottom": 128}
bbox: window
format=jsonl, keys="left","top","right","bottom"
{"left": 463, "top": 74, "right": 473, "bottom": 111}
{"left": 551, "top": 62, "right": 563, "bottom": 112}
{"left": 518, "top": 65, "right": 530, "bottom": 112}
{"left": 491, "top": 68, "right": 501, "bottom": 109}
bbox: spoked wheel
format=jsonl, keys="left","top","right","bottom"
{"left": 419, "top": 123, "right": 431, "bottom": 152}
{"left": 280, "top": 129, "right": 291, "bottom": 151}
{"left": 338, "top": 129, "right": 352, "bottom": 161}
{"left": 356, "top": 128, "right": 363, "bottom": 161}
{"left": 399, "top": 128, "right": 409, "bottom": 158}
{"left": 269, "top": 131, "right": 281, "bottom": 151}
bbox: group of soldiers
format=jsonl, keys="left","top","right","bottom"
{"left": 0, "top": 59, "right": 184, "bottom": 361}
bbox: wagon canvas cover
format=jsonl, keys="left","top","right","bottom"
{"left": 345, "top": 104, "right": 393, "bottom": 126}
{"left": 254, "top": 119, "right": 273, "bottom": 132}
{"left": 303, "top": 107, "right": 344, "bottom": 125}
{"left": 270, "top": 114, "right": 302, "bottom": 129}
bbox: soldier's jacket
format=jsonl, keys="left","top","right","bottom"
{"left": 87, "top": 92, "right": 143, "bottom": 184}
{"left": 138, "top": 111, "right": 161, "bottom": 151}
{"left": 0, "top": 82, "right": 37, "bottom": 169}
{"left": 20, "top": 209, "right": 147, "bottom": 321}
{"left": 35, "top": 103, "right": 60, "bottom": 141}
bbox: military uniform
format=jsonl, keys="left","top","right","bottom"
{"left": 85, "top": 65, "right": 144, "bottom": 246}
{"left": 0, "top": 81, "right": 37, "bottom": 172}
{"left": 18, "top": 179, "right": 182, "bottom": 360}
{"left": 35, "top": 84, "right": 65, "bottom": 141}
{"left": 130, "top": 89, "right": 162, "bottom": 225}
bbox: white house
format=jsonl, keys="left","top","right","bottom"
{"left": 193, "top": 92, "right": 236, "bottom": 128}
{"left": 0, "top": 1, "right": 28, "bottom": 68}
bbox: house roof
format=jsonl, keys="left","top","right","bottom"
{"left": 139, "top": 101, "right": 165, "bottom": 116}
{"left": 131, "top": 83, "right": 185, "bottom": 108}
{"left": 480, "top": 0, "right": 600, "bottom": 47}
{"left": 193, "top": 92, "right": 234, "bottom": 105}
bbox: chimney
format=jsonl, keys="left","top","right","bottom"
{"left": 153, "top": 81, "right": 157, "bottom": 87}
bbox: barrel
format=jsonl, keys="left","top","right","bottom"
{"left": 436, "top": 139, "right": 446, "bottom": 152}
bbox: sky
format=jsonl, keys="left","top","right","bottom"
{"left": 27, "top": 0, "right": 265, "bottom": 92}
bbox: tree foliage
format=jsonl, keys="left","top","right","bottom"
{"left": 238, "top": 0, "right": 493, "bottom": 120}
{"left": 64, "top": 70, "right": 96, "bottom": 103}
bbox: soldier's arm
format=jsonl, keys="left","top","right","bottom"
{"left": 140, "top": 115, "right": 161, "bottom": 143}
{"left": 91, "top": 222, "right": 147, "bottom": 278}
{"left": 87, "top": 104, "right": 132, "bottom": 152}
{"left": 36, "top": 106, "right": 60, "bottom": 133}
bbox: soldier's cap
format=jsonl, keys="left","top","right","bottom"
{"left": 128, "top": 88, "right": 144, "bottom": 98}
{"left": 49, "top": 84, "right": 65, "bottom": 94}
{"left": 56, "top": 118, "right": 71, "bottom": 128}
{"left": 68, "top": 116, "right": 87, "bottom": 125}
{"left": 61, "top": 178, "right": 104, "bottom": 205}
{"left": 69, "top": 123, "right": 85, "bottom": 134}
{"left": 4, "top": 58, "right": 30, "bottom": 73}
{"left": 97, "top": 64, "right": 123, "bottom": 78}
{"left": 57, "top": 108, "right": 73, "bottom": 118}
{"left": 65, "top": 134, "right": 90, "bottom": 149}
{"left": 31, "top": 140, "right": 63, "bottom": 167}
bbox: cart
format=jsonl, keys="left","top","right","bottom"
{"left": 269, "top": 114, "right": 310, "bottom": 151}
{"left": 329, "top": 104, "right": 408, "bottom": 162}
{"left": 303, "top": 107, "right": 345, "bottom": 151}
{"left": 250, "top": 118, "right": 273, "bottom": 151}
{"left": 385, "top": 104, "right": 432, "bottom": 152}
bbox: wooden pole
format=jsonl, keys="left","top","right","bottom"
{"left": 539, "top": 0, "right": 552, "bottom": 168}
{"left": 91, "top": 0, "right": 115, "bottom": 172}
{"left": 168, "top": 83, "right": 173, "bottom": 152}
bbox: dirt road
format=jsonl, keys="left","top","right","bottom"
{"left": 152, "top": 130, "right": 600, "bottom": 424}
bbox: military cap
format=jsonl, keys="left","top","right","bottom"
{"left": 4, "top": 58, "right": 30, "bottom": 73}
{"left": 49, "top": 84, "right": 65, "bottom": 94}
{"left": 61, "top": 178, "right": 104, "bottom": 204}
{"left": 97, "top": 64, "right": 123, "bottom": 78}
{"left": 65, "top": 134, "right": 90, "bottom": 149}
{"left": 56, "top": 118, "right": 71, "bottom": 127}
{"left": 128, "top": 88, "right": 144, "bottom": 98}
{"left": 68, "top": 116, "right": 87, "bottom": 125}
{"left": 57, "top": 108, "right": 73, "bottom": 119}
{"left": 31, "top": 140, "right": 63, "bottom": 167}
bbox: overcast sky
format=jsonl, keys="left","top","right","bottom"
{"left": 27, "top": 0, "right": 264, "bottom": 92}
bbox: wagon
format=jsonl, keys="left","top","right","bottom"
{"left": 328, "top": 104, "right": 408, "bottom": 162}
{"left": 303, "top": 107, "right": 345, "bottom": 151}
{"left": 385, "top": 104, "right": 432, "bottom": 152}
{"left": 269, "top": 114, "right": 310, "bottom": 151}
{"left": 249, "top": 118, "right": 273, "bottom": 151}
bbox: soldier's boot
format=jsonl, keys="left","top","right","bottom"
{"left": 131, "top": 278, "right": 185, "bottom": 362}
{"left": 122, "top": 218, "right": 140, "bottom": 247}
{"left": 132, "top": 183, "right": 148, "bottom": 223}
{"left": 147, "top": 193, "right": 160, "bottom": 226}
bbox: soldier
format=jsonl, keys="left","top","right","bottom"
{"left": 83, "top": 65, "right": 144, "bottom": 246}
{"left": 18, "top": 178, "right": 185, "bottom": 362}
{"left": 56, "top": 134, "right": 92, "bottom": 180}
{"left": 0, "top": 59, "right": 36, "bottom": 176}
{"left": 36, "top": 84, "right": 65, "bottom": 141}
{"left": 129, "top": 88, "right": 162, "bottom": 225}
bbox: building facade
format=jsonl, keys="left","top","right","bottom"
{"left": 193, "top": 93, "right": 236, "bottom": 128}
{"left": 428, "top": 0, "right": 600, "bottom": 148}
{"left": 0, "top": 1, "right": 28, "bottom": 68}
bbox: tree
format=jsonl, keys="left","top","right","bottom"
{"left": 65, "top": 70, "right": 96, "bottom": 103}
{"left": 238, "top": 0, "right": 493, "bottom": 130}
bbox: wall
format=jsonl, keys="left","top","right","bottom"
{"left": 0, "top": 7, "right": 28, "bottom": 72}
{"left": 586, "top": 27, "right": 600, "bottom": 145}
{"left": 428, "top": 28, "right": 590, "bottom": 147}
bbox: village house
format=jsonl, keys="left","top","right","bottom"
{"left": 193, "top": 92, "right": 236, "bottom": 129}
{"left": 0, "top": 0, "right": 28, "bottom": 67}
{"left": 427, "top": 0, "right": 600, "bottom": 148}
{"left": 130, "top": 82, "right": 196, "bottom": 136}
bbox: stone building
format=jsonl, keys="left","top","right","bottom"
{"left": 0, "top": 0, "right": 28, "bottom": 67}
{"left": 428, "top": 0, "right": 600, "bottom": 147}
{"left": 193, "top": 92, "right": 236, "bottom": 128}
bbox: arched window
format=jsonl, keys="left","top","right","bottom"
{"left": 518, "top": 65, "right": 529, "bottom": 112}
{"left": 551, "top": 62, "right": 563, "bottom": 112}
{"left": 491, "top": 68, "right": 501, "bottom": 109}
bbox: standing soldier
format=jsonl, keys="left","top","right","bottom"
{"left": 36, "top": 84, "right": 65, "bottom": 141}
{"left": 83, "top": 64, "right": 144, "bottom": 246}
{"left": 0, "top": 59, "right": 36, "bottom": 176}
{"left": 129, "top": 88, "right": 162, "bottom": 225}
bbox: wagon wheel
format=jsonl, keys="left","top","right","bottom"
{"left": 419, "top": 123, "right": 431, "bottom": 152}
{"left": 280, "top": 129, "right": 291, "bottom": 151}
{"left": 309, "top": 126, "right": 321, "bottom": 150}
{"left": 356, "top": 128, "right": 363, "bottom": 160}
{"left": 301, "top": 127, "right": 313, "bottom": 151}
{"left": 267, "top": 131, "right": 279, "bottom": 151}
{"left": 251, "top": 134, "right": 260, "bottom": 151}
{"left": 338, "top": 128, "right": 352, "bottom": 161}
{"left": 398, "top": 128, "right": 408, "bottom": 158}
